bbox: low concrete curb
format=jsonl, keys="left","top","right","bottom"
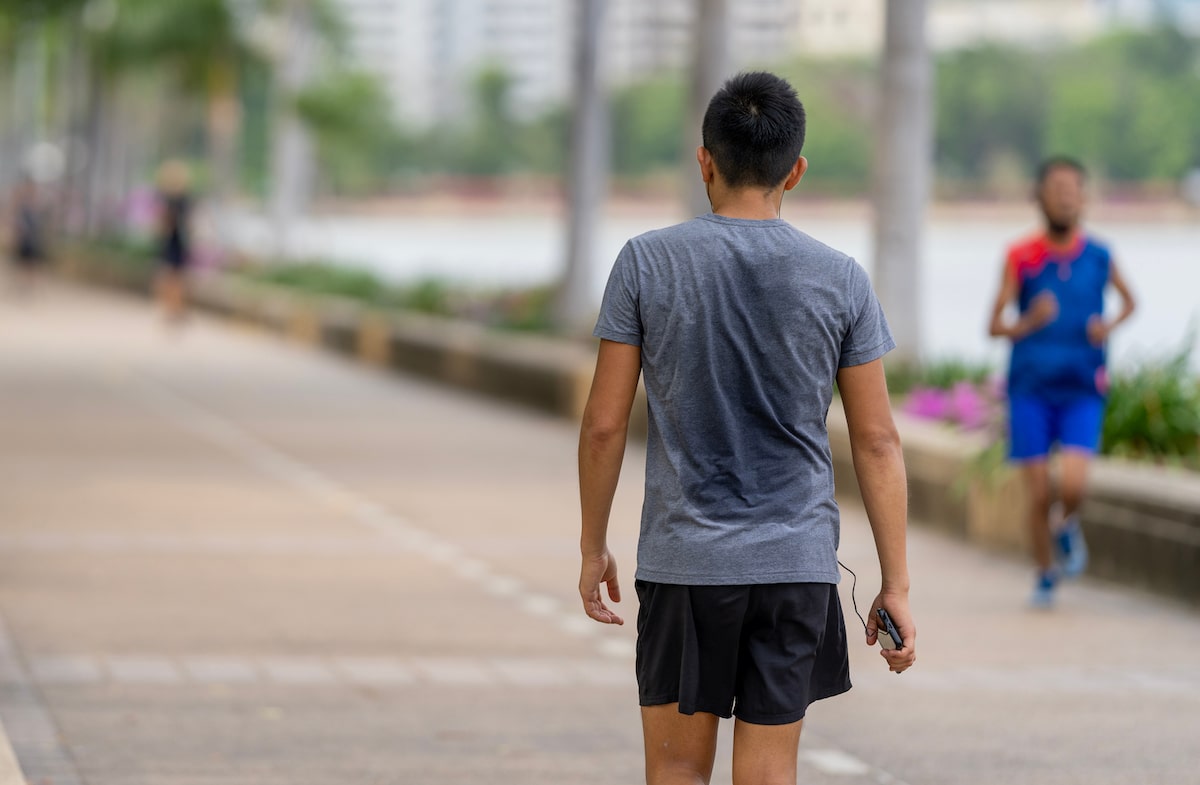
{"left": 60, "top": 255, "right": 1200, "bottom": 606}
{"left": 189, "top": 274, "right": 599, "bottom": 420}
{"left": 0, "top": 724, "right": 25, "bottom": 785}
{"left": 829, "top": 402, "right": 1200, "bottom": 604}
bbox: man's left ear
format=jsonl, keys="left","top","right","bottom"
{"left": 783, "top": 156, "right": 808, "bottom": 191}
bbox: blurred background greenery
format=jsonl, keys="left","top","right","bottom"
{"left": 2, "top": 1, "right": 1198, "bottom": 208}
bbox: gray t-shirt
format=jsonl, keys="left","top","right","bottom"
{"left": 594, "top": 213, "right": 894, "bottom": 586}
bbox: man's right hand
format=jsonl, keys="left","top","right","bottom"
{"left": 1020, "top": 291, "right": 1059, "bottom": 335}
{"left": 866, "top": 591, "right": 916, "bottom": 674}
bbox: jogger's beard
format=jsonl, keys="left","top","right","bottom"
{"left": 1046, "top": 218, "right": 1075, "bottom": 237}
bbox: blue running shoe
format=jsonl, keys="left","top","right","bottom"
{"left": 1029, "top": 570, "right": 1058, "bottom": 609}
{"left": 1055, "top": 515, "right": 1089, "bottom": 578}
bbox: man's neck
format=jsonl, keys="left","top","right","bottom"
{"left": 709, "top": 187, "right": 785, "bottom": 221}
{"left": 1044, "top": 226, "right": 1081, "bottom": 250}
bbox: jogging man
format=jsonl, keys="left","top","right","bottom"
{"left": 577, "top": 72, "right": 915, "bottom": 785}
{"left": 988, "top": 156, "right": 1136, "bottom": 608}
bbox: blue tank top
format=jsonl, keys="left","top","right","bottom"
{"left": 1006, "top": 233, "right": 1110, "bottom": 402}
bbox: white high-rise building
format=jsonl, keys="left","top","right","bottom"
{"left": 1098, "top": 0, "right": 1200, "bottom": 31}
{"left": 793, "top": 0, "right": 1111, "bottom": 58}
{"left": 792, "top": 0, "right": 882, "bottom": 57}
{"left": 931, "top": 0, "right": 1103, "bottom": 50}
{"left": 607, "top": 0, "right": 802, "bottom": 83}
{"left": 331, "top": 0, "right": 807, "bottom": 127}
{"left": 328, "top": 0, "right": 1175, "bottom": 128}
{"left": 331, "top": 0, "right": 571, "bottom": 127}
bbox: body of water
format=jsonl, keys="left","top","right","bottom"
{"left": 224, "top": 207, "right": 1199, "bottom": 371}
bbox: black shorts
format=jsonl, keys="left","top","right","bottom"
{"left": 160, "top": 237, "right": 189, "bottom": 271}
{"left": 635, "top": 580, "right": 851, "bottom": 726}
{"left": 14, "top": 241, "right": 42, "bottom": 267}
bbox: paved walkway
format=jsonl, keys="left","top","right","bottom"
{"left": 0, "top": 281, "right": 1197, "bottom": 785}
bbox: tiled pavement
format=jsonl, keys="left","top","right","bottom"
{"left": 1, "top": 281, "right": 1198, "bottom": 785}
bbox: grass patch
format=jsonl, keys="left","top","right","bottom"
{"left": 237, "top": 261, "right": 558, "bottom": 333}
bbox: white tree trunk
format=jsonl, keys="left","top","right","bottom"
{"left": 870, "top": 0, "right": 932, "bottom": 366}
{"left": 683, "top": 0, "right": 729, "bottom": 219}
{"left": 10, "top": 20, "right": 47, "bottom": 179}
{"left": 269, "top": 0, "right": 317, "bottom": 261}
{"left": 555, "top": 0, "right": 608, "bottom": 333}
{"left": 0, "top": 39, "right": 21, "bottom": 190}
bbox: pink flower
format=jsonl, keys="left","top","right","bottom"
{"left": 903, "top": 387, "right": 950, "bottom": 421}
{"left": 948, "top": 382, "right": 990, "bottom": 430}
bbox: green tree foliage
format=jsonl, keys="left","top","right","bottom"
{"left": 776, "top": 60, "right": 875, "bottom": 193}
{"left": 459, "top": 66, "right": 520, "bottom": 176}
{"left": 610, "top": 77, "right": 686, "bottom": 176}
{"left": 516, "top": 104, "right": 569, "bottom": 175}
{"left": 294, "top": 68, "right": 401, "bottom": 192}
{"left": 1057, "top": 27, "right": 1200, "bottom": 182}
{"left": 0, "top": 0, "right": 88, "bottom": 21}
{"left": 938, "top": 26, "right": 1200, "bottom": 188}
{"left": 936, "top": 45, "right": 1048, "bottom": 184}
{"left": 488, "top": 26, "right": 1196, "bottom": 194}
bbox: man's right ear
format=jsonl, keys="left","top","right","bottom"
{"left": 697, "top": 146, "right": 716, "bottom": 184}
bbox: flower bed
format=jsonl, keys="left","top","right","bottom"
{"left": 895, "top": 349, "right": 1200, "bottom": 472}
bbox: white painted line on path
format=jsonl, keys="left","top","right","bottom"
{"left": 800, "top": 749, "right": 872, "bottom": 776}
{"left": 181, "top": 657, "right": 260, "bottom": 684}
{"left": 130, "top": 376, "right": 620, "bottom": 660}
{"left": 334, "top": 657, "right": 416, "bottom": 686}
{"left": 106, "top": 656, "right": 183, "bottom": 685}
{"left": 260, "top": 657, "right": 338, "bottom": 685}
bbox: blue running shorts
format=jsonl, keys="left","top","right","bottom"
{"left": 1009, "top": 394, "right": 1105, "bottom": 461}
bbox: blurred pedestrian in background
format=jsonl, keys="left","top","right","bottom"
{"left": 155, "top": 160, "right": 194, "bottom": 324}
{"left": 8, "top": 175, "right": 47, "bottom": 295}
{"left": 987, "top": 156, "right": 1137, "bottom": 609}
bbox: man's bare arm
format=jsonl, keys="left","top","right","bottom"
{"left": 578, "top": 339, "right": 641, "bottom": 625}
{"left": 1088, "top": 259, "right": 1137, "bottom": 345}
{"left": 836, "top": 358, "right": 915, "bottom": 673}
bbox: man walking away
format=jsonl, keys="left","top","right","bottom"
{"left": 578, "top": 72, "right": 915, "bottom": 785}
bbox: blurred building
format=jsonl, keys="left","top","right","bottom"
{"left": 795, "top": 0, "right": 1115, "bottom": 56}
{"left": 931, "top": 0, "right": 1103, "bottom": 49}
{"left": 330, "top": 0, "right": 1198, "bottom": 128}
{"left": 608, "top": 0, "right": 802, "bottom": 83}
{"left": 332, "top": 0, "right": 804, "bottom": 127}
{"left": 792, "top": 0, "right": 884, "bottom": 56}
{"left": 1098, "top": 0, "right": 1200, "bottom": 31}
{"left": 332, "top": 0, "right": 570, "bottom": 128}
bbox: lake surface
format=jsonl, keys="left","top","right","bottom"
{"left": 224, "top": 206, "right": 1199, "bottom": 371}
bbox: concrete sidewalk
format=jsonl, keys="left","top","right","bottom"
{"left": 0, "top": 281, "right": 1197, "bottom": 785}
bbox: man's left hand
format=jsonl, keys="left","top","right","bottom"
{"left": 1087, "top": 315, "right": 1111, "bottom": 347}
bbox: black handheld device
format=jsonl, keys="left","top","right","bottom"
{"left": 876, "top": 608, "right": 903, "bottom": 650}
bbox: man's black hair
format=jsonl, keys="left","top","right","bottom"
{"left": 1035, "top": 155, "right": 1087, "bottom": 187}
{"left": 702, "top": 71, "right": 806, "bottom": 189}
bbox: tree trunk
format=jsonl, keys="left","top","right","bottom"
{"left": 57, "top": 12, "right": 89, "bottom": 234}
{"left": 870, "top": 0, "right": 932, "bottom": 367}
{"left": 682, "top": 0, "right": 729, "bottom": 219}
{"left": 0, "top": 33, "right": 20, "bottom": 191}
{"left": 8, "top": 19, "right": 47, "bottom": 182}
{"left": 207, "top": 59, "right": 241, "bottom": 202}
{"left": 555, "top": 0, "right": 608, "bottom": 333}
{"left": 81, "top": 64, "right": 110, "bottom": 237}
{"left": 269, "top": 0, "right": 317, "bottom": 261}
